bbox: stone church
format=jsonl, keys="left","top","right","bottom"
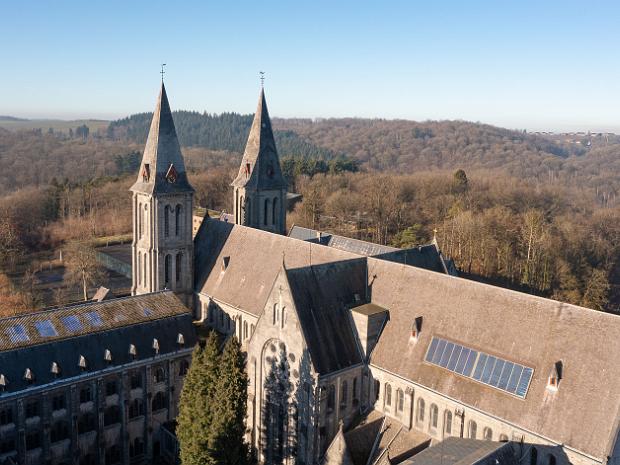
{"left": 0, "top": 82, "right": 619, "bottom": 465}
{"left": 128, "top": 82, "right": 620, "bottom": 465}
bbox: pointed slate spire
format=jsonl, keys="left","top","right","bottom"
{"left": 131, "top": 83, "right": 193, "bottom": 194}
{"left": 232, "top": 88, "right": 287, "bottom": 190}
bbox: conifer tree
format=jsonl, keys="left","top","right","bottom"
{"left": 211, "top": 336, "right": 250, "bottom": 465}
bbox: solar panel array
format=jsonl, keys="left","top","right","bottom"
{"left": 61, "top": 315, "right": 83, "bottom": 332}
{"left": 34, "top": 320, "right": 58, "bottom": 337}
{"left": 425, "top": 336, "right": 534, "bottom": 398}
{"left": 83, "top": 311, "right": 103, "bottom": 327}
{"left": 7, "top": 325, "right": 29, "bottom": 343}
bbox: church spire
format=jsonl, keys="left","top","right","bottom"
{"left": 131, "top": 82, "right": 193, "bottom": 194}
{"left": 232, "top": 88, "right": 286, "bottom": 190}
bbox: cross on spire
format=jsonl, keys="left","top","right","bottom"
{"left": 160, "top": 63, "right": 166, "bottom": 82}
{"left": 259, "top": 71, "right": 265, "bottom": 88}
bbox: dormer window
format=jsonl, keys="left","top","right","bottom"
{"left": 51, "top": 362, "right": 60, "bottom": 377}
{"left": 410, "top": 316, "right": 423, "bottom": 342}
{"left": 221, "top": 256, "right": 230, "bottom": 272}
{"left": 177, "top": 333, "right": 185, "bottom": 347}
{"left": 78, "top": 355, "right": 87, "bottom": 370}
{"left": 547, "top": 361, "right": 562, "bottom": 391}
{"left": 152, "top": 338, "right": 160, "bottom": 354}
{"left": 142, "top": 164, "right": 150, "bottom": 182}
{"left": 129, "top": 344, "right": 137, "bottom": 359}
{"left": 104, "top": 349, "right": 112, "bottom": 363}
{"left": 24, "top": 368, "right": 34, "bottom": 383}
{"left": 0, "top": 374, "right": 6, "bottom": 391}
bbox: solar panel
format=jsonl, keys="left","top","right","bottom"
{"left": 425, "top": 336, "right": 534, "bottom": 399}
{"left": 83, "top": 311, "right": 104, "bottom": 327}
{"left": 34, "top": 320, "right": 58, "bottom": 337}
{"left": 61, "top": 315, "right": 83, "bottom": 332}
{"left": 143, "top": 308, "right": 154, "bottom": 317}
{"left": 7, "top": 324, "right": 29, "bottom": 343}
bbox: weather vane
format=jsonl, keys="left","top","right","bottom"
{"left": 160, "top": 63, "right": 167, "bottom": 82}
{"left": 259, "top": 71, "right": 265, "bottom": 88}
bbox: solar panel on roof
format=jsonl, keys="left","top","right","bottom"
{"left": 34, "top": 320, "right": 58, "bottom": 337}
{"left": 83, "top": 311, "right": 103, "bottom": 327}
{"left": 7, "top": 324, "right": 29, "bottom": 343}
{"left": 61, "top": 315, "right": 83, "bottom": 332}
{"left": 424, "top": 336, "right": 534, "bottom": 399}
{"left": 143, "top": 308, "right": 153, "bottom": 317}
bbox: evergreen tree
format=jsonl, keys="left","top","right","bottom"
{"left": 211, "top": 336, "right": 250, "bottom": 465}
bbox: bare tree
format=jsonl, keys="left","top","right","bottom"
{"left": 64, "top": 241, "right": 106, "bottom": 301}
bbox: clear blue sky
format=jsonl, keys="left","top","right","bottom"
{"left": 1, "top": 0, "right": 619, "bottom": 132}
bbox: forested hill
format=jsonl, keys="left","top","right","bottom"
{"left": 107, "top": 111, "right": 335, "bottom": 159}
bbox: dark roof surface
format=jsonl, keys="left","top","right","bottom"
{"left": 285, "top": 260, "right": 366, "bottom": 374}
{"left": 231, "top": 89, "right": 287, "bottom": 190}
{"left": 0, "top": 292, "right": 195, "bottom": 394}
{"left": 130, "top": 83, "right": 193, "bottom": 195}
{"left": 401, "top": 438, "right": 516, "bottom": 465}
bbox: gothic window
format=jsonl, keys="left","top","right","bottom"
{"left": 250, "top": 324, "right": 255, "bottom": 336}
{"left": 281, "top": 307, "right": 286, "bottom": 328}
{"left": 106, "top": 380, "right": 117, "bottom": 396}
{"left": 154, "top": 367, "right": 165, "bottom": 384}
{"left": 130, "top": 372, "right": 142, "bottom": 389}
{"left": 104, "top": 406, "right": 121, "bottom": 426}
{"left": 143, "top": 255, "right": 147, "bottom": 288}
{"left": 244, "top": 321, "right": 248, "bottom": 339}
{"left": 385, "top": 384, "right": 392, "bottom": 407}
{"left": 51, "top": 421, "right": 69, "bottom": 443}
{"left": 468, "top": 420, "right": 477, "bottom": 439}
{"left": 25, "top": 401, "right": 39, "bottom": 418}
{"left": 137, "top": 253, "right": 141, "bottom": 285}
{"left": 417, "top": 398, "right": 425, "bottom": 423}
{"left": 179, "top": 359, "right": 189, "bottom": 376}
{"left": 327, "top": 385, "right": 335, "bottom": 412}
{"left": 430, "top": 404, "right": 439, "bottom": 430}
{"left": 175, "top": 205, "right": 182, "bottom": 236}
{"left": 548, "top": 455, "right": 556, "bottom": 465}
{"left": 79, "top": 386, "right": 92, "bottom": 403}
{"left": 396, "top": 388, "right": 404, "bottom": 412}
{"left": 444, "top": 410, "right": 453, "bottom": 435}
{"left": 176, "top": 253, "right": 182, "bottom": 284}
{"left": 340, "top": 381, "right": 348, "bottom": 409}
{"left": 165, "top": 254, "right": 171, "bottom": 285}
{"left": 499, "top": 433, "right": 509, "bottom": 442}
{"left": 78, "top": 413, "right": 96, "bottom": 434}
{"left": 483, "top": 427, "right": 493, "bottom": 440}
{"left": 272, "top": 197, "right": 278, "bottom": 225}
{"left": 264, "top": 198, "right": 270, "bottom": 225}
{"left": 138, "top": 203, "right": 142, "bottom": 237}
{"left": 129, "top": 399, "right": 144, "bottom": 419}
{"left": 273, "top": 303, "right": 278, "bottom": 325}
{"left": 152, "top": 392, "right": 167, "bottom": 411}
{"left": 129, "top": 437, "right": 145, "bottom": 458}
{"left": 164, "top": 206, "right": 170, "bottom": 237}
{"left": 530, "top": 447, "right": 538, "bottom": 465}
{"left": 0, "top": 407, "right": 13, "bottom": 425}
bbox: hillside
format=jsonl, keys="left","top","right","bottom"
{"left": 0, "top": 117, "right": 109, "bottom": 134}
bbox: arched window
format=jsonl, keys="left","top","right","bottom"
{"left": 385, "top": 384, "right": 392, "bottom": 407}
{"left": 483, "top": 427, "right": 493, "bottom": 440}
{"left": 152, "top": 391, "right": 167, "bottom": 411}
{"left": 153, "top": 367, "right": 165, "bottom": 384}
{"left": 273, "top": 304, "right": 278, "bottom": 325}
{"left": 164, "top": 255, "right": 171, "bottom": 285}
{"left": 396, "top": 389, "right": 404, "bottom": 412}
{"left": 417, "top": 398, "right": 425, "bottom": 423}
{"left": 340, "top": 381, "right": 348, "bottom": 409}
{"left": 104, "top": 406, "right": 121, "bottom": 426}
{"left": 244, "top": 321, "right": 248, "bottom": 339}
{"left": 264, "top": 198, "right": 270, "bottom": 225}
{"left": 272, "top": 197, "right": 278, "bottom": 225}
{"left": 548, "top": 455, "right": 556, "bottom": 465}
{"left": 175, "top": 253, "right": 182, "bottom": 284}
{"left": 128, "top": 399, "right": 144, "bottom": 419}
{"left": 138, "top": 203, "right": 142, "bottom": 237}
{"left": 179, "top": 360, "right": 189, "bottom": 376}
{"left": 281, "top": 307, "right": 286, "bottom": 328}
{"left": 468, "top": 420, "right": 477, "bottom": 439}
{"left": 430, "top": 404, "right": 439, "bottom": 430}
{"left": 530, "top": 447, "right": 538, "bottom": 465}
{"left": 137, "top": 253, "right": 141, "bottom": 285}
{"left": 250, "top": 324, "right": 255, "bottom": 336}
{"left": 175, "top": 205, "right": 182, "bottom": 236}
{"left": 143, "top": 255, "right": 147, "bottom": 288}
{"left": 246, "top": 199, "right": 251, "bottom": 225}
{"left": 499, "top": 434, "right": 509, "bottom": 442}
{"left": 164, "top": 206, "right": 170, "bottom": 237}
{"left": 327, "top": 385, "right": 336, "bottom": 411}
{"left": 444, "top": 410, "right": 452, "bottom": 435}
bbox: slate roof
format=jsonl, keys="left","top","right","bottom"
{"left": 194, "top": 218, "right": 360, "bottom": 316}
{"left": 130, "top": 83, "right": 193, "bottom": 195}
{"left": 285, "top": 260, "right": 366, "bottom": 374}
{"left": 288, "top": 226, "right": 447, "bottom": 274}
{"left": 400, "top": 438, "right": 517, "bottom": 465}
{"left": 367, "top": 257, "right": 620, "bottom": 460}
{"left": 231, "top": 88, "right": 287, "bottom": 190}
{"left": 0, "top": 292, "right": 195, "bottom": 395}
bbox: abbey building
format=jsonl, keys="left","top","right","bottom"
{"left": 0, "top": 82, "right": 619, "bottom": 465}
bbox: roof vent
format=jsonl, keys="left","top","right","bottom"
{"left": 410, "top": 316, "right": 423, "bottom": 342}
{"left": 547, "top": 361, "right": 563, "bottom": 391}
{"left": 177, "top": 333, "right": 185, "bottom": 346}
{"left": 78, "top": 355, "right": 87, "bottom": 369}
{"left": 0, "top": 374, "right": 6, "bottom": 389}
{"left": 129, "top": 344, "right": 137, "bottom": 358}
{"left": 51, "top": 362, "right": 60, "bottom": 375}
{"left": 104, "top": 349, "right": 112, "bottom": 362}
{"left": 221, "top": 256, "right": 230, "bottom": 272}
{"left": 152, "top": 338, "right": 160, "bottom": 354}
{"left": 24, "top": 368, "right": 34, "bottom": 381}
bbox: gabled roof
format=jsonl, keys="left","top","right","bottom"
{"left": 131, "top": 83, "right": 193, "bottom": 195}
{"left": 367, "top": 257, "right": 620, "bottom": 460}
{"left": 231, "top": 88, "right": 286, "bottom": 190}
{"left": 284, "top": 260, "right": 366, "bottom": 374}
{"left": 401, "top": 438, "right": 517, "bottom": 465}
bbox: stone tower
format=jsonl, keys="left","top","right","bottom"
{"left": 130, "top": 83, "right": 194, "bottom": 306}
{"left": 232, "top": 88, "right": 287, "bottom": 234}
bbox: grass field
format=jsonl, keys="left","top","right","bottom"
{"left": 0, "top": 117, "right": 109, "bottom": 133}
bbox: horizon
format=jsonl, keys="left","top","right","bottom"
{"left": 1, "top": 0, "right": 619, "bottom": 133}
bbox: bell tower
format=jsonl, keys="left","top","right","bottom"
{"left": 130, "top": 82, "right": 194, "bottom": 306}
{"left": 232, "top": 87, "right": 287, "bottom": 234}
